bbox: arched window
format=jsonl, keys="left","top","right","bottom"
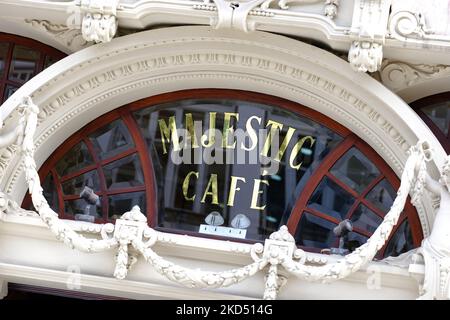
{"left": 411, "top": 92, "right": 450, "bottom": 153}
{"left": 0, "top": 33, "right": 65, "bottom": 103}
{"left": 23, "top": 90, "right": 423, "bottom": 259}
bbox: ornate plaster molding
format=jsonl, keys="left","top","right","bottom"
{"left": 0, "top": 27, "right": 441, "bottom": 236}
{"left": 0, "top": 192, "right": 37, "bottom": 217}
{"left": 259, "top": 0, "right": 339, "bottom": 19}
{"left": 388, "top": 10, "right": 434, "bottom": 41}
{"left": 194, "top": 0, "right": 339, "bottom": 31}
{"left": 380, "top": 60, "right": 450, "bottom": 93}
{"left": 24, "top": 19, "right": 92, "bottom": 52}
{"left": 78, "top": 0, "right": 120, "bottom": 43}
{"left": 4, "top": 97, "right": 437, "bottom": 299}
{"left": 348, "top": 0, "right": 391, "bottom": 73}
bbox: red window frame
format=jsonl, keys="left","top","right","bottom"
{"left": 0, "top": 33, "right": 66, "bottom": 103}
{"left": 410, "top": 92, "right": 450, "bottom": 153}
{"left": 22, "top": 89, "right": 424, "bottom": 252}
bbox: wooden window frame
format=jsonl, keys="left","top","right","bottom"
{"left": 0, "top": 33, "right": 66, "bottom": 103}
{"left": 22, "top": 89, "right": 423, "bottom": 253}
{"left": 410, "top": 92, "right": 450, "bottom": 153}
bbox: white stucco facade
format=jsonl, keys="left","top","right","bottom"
{"left": 1, "top": 0, "right": 450, "bottom": 300}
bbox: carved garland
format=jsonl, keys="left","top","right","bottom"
{"left": 0, "top": 96, "right": 429, "bottom": 299}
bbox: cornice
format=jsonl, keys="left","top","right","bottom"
{"left": 2, "top": 0, "right": 450, "bottom": 70}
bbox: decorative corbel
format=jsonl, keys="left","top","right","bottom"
{"left": 78, "top": 0, "right": 120, "bottom": 43}
{"left": 348, "top": 0, "right": 392, "bottom": 73}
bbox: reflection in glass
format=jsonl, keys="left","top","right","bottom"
{"left": 103, "top": 154, "right": 144, "bottom": 189}
{"left": 422, "top": 102, "right": 450, "bottom": 136}
{"left": 55, "top": 142, "right": 93, "bottom": 177}
{"left": 330, "top": 147, "right": 380, "bottom": 194}
{"left": 62, "top": 170, "right": 100, "bottom": 195}
{"left": 366, "top": 179, "right": 396, "bottom": 212}
{"left": 65, "top": 197, "right": 102, "bottom": 222}
{"left": 0, "top": 42, "right": 8, "bottom": 78}
{"left": 295, "top": 212, "right": 336, "bottom": 248}
{"left": 307, "top": 177, "right": 355, "bottom": 220}
{"left": 43, "top": 173, "right": 59, "bottom": 211}
{"left": 89, "top": 119, "right": 134, "bottom": 160}
{"left": 3, "top": 85, "right": 18, "bottom": 101}
{"left": 8, "top": 45, "right": 39, "bottom": 83}
{"left": 345, "top": 232, "right": 368, "bottom": 252}
{"left": 382, "top": 220, "right": 415, "bottom": 258}
{"left": 350, "top": 204, "right": 382, "bottom": 234}
{"left": 108, "top": 192, "right": 146, "bottom": 220}
{"left": 44, "top": 55, "right": 58, "bottom": 69}
{"left": 134, "top": 99, "right": 343, "bottom": 241}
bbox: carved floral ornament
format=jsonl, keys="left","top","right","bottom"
{"left": 195, "top": 0, "right": 340, "bottom": 31}
{"left": 0, "top": 97, "right": 449, "bottom": 299}
{"left": 73, "top": 0, "right": 340, "bottom": 41}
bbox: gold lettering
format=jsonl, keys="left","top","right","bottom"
{"left": 227, "top": 176, "right": 246, "bottom": 207}
{"left": 158, "top": 116, "right": 180, "bottom": 154}
{"left": 185, "top": 113, "right": 199, "bottom": 149}
{"left": 241, "top": 116, "right": 261, "bottom": 151}
{"left": 251, "top": 179, "right": 269, "bottom": 210}
{"left": 182, "top": 171, "right": 199, "bottom": 201}
{"left": 222, "top": 112, "right": 239, "bottom": 149}
{"left": 201, "top": 174, "right": 219, "bottom": 205}
{"left": 289, "top": 136, "right": 316, "bottom": 170}
{"left": 275, "top": 127, "right": 296, "bottom": 162}
{"left": 261, "top": 120, "right": 283, "bottom": 157}
{"left": 201, "top": 112, "right": 217, "bottom": 148}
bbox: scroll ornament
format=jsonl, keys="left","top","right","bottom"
{"left": 0, "top": 96, "right": 443, "bottom": 299}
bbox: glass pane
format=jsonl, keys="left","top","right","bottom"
{"left": 345, "top": 232, "right": 369, "bottom": 252}
{"left": 366, "top": 178, "right": 396, "bottom": 212}
{"left": 422, "top": 102, "right": 450, "bottom": 136}
{"left": 103, "top": 154, "right": 144, "bottom": 189}
{"left": 307, "top": 176, "right": 355, "bottom": 220}
{"left": 382, "top": 220, "right": 415, "bottom": 258}
{"left": 65, "top": 197, "right": 102, "bottom": 222}
{"left": 42, "top": 173, "right": 59, "bottom": 212}
{"left": 350, "top": 204, "right": 382, "bottom": 234}
{"left": 330, "top": 147, "right": 380, "bottom": 194}
{"left": 44, "top": 55, "right": 58, "bottom": 69}
{"left": 55, "top": 142, "right": 94, "bottom": 177}
{"left": 3, "top": 85, "right": 18, "bottom": 102}
{"left": 108, "top": 192, "right": 146, "bottom": 220}
{"left": 0, "top": 42, "right": 9, "bottom": 78}
{"left": 134, "top": 99, "right": 343, "bottom": 241}
{"left": 8, "top": 45, "right": 39, "bottom": 83}
{"left": 62, "top": 170, "right": 100, "bottom": 195}
{"left": 295, "top": 212, "right": 337, "bottom": 248}
{"left": 89, "top": 119, "right": 134, "bottom": 160}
